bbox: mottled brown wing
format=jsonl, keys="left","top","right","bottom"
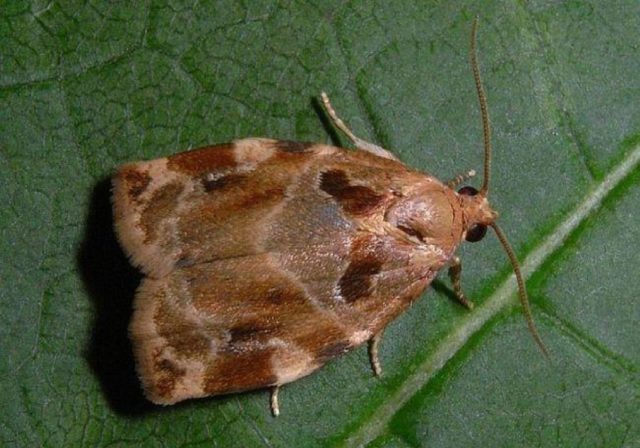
{"left": 113, "top": 138, "right": 446, "bottom": 404}
{"left": 113, "top": 139, "right": 322, "bottom": 278}
{"left": 131, "top": 248, "right": 438, "bottom": 404}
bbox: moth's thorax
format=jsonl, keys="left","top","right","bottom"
{"left": 458, "top": 192, "right": 498, "bottom": 231}
{"left": 383, "top": 181, "right": 464, "bottom": 251}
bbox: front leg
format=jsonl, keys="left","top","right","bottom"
{"left": 368, "top": 331, "right": 384, "bottom": 377}
{"left": 448, "top": 256, "right": 475, "bottom": 310}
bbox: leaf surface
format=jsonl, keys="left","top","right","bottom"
{"left": 1, "top": 1, "right": 638, "bottom": 447}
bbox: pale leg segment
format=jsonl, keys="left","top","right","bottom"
{"left": 320, "top": 92, "right": 398, "bottom": 161}
{"left": 448, "top": 256, "right": 475, "bottom": 309}
{"left": 368, "top": 331, "right": 384, "bottom": 377}
{"left": 270, "top": 386, "right": 280, "bottom": 417}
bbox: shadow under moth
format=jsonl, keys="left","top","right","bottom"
{"left": 112, "top": 19, "right": 547, "bottom": 416}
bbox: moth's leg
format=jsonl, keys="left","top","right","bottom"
{"left": 368, "top": 331, "right": 384, "bottom": 377}
{"left": 270, "top": 386, "right": 281, "bottom": 417}
{"left": 448, "top": 256, "right": 475, "bottom": 309}
{"left": 320, "top": 92, "right": 398, "bottom": 161}
{"left": 447, "top": 169, "right": 476, "bottom": 188}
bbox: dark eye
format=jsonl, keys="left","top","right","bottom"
{"left": 458, "top": 186, "right": 478, "bottom": 196}
{"left": 466, "top": 224, "right": 487, "bottom": 242}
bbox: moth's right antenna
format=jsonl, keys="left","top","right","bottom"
{"left": 470, "top": 17, "right": 492, "bottom": 195}
{"left": 491, "top": 223, "right": 550, "bottom": 357}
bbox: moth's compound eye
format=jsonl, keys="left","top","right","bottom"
{"left": 458, "top": 185, "right": 479, "bottom": 196}
{"left": 465, "top": 224, "right": 487, "bottom": 242}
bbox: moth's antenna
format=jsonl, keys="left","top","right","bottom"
{"left": 490, "top": 223, "right": 550, "bottom": 357}
{"left": 470, "top": 17, "right": 491, "bottom": 195}
{"left": 469, "top": 19, "right": 547, "bottom": 356}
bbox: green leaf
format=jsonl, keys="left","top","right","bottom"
{"left": 1, "top": 1, "right": 638, "bottom": 447}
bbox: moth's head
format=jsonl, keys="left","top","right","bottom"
{"left": 457, "top": 185, "right": 497, "bottom": 243}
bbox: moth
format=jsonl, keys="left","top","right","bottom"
{"left": 112, "top": 19, "right": 546, "bottom": 416}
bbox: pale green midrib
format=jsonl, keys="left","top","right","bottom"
{"left": 342, "top": 144, "right": 640, "bottom": 448}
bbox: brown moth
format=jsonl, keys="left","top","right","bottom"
{"left": 112, "top": 19, "right": 546, "bottom": 416}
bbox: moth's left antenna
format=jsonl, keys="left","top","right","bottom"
{"left": 470, "top": 17, "right": 492, "bottom": 195}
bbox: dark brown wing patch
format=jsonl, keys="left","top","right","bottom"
{"left": 167, "top": 143, "right": 237, "bottom": 175}
{"left": 201, "top": 173, "right": 249, "bottom": 192}
{"left": 271, "top": 140, "right": 316, "bottom": 152}
{"left": 338, "top": 258, "right": 384, "bottom": 303}
{"left": 319, "top": 169, "right": 385, "bottom": 215}
{"left": 120, "top": 167, "right": 152, "bottom": 200}
{"left": 203, "top": 348, "right": 279, "bottom": 395}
